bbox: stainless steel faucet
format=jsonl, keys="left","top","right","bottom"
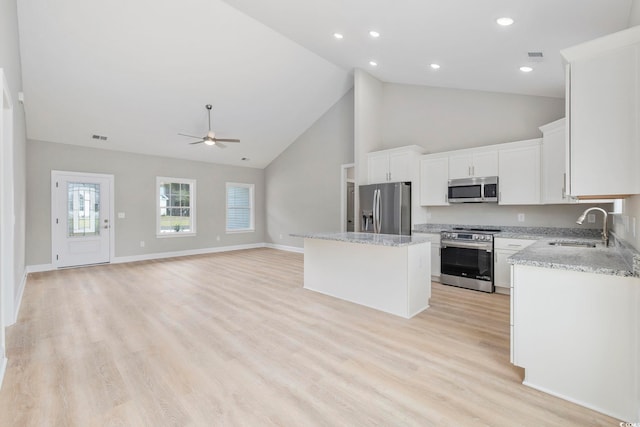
{"left": 576, "top": 207, "right": 609, "bottom": 247}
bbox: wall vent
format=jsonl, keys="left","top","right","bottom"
{"left": 91, "top": 134, "right": 108, "bottom": 141}
{"left": 527, "top": 52, "right": 544, "bottom": 62}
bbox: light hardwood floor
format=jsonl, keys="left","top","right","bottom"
{"left": 0, "top": 248, "right": 618, "bottom": 426}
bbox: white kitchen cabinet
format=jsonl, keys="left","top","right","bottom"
{"left": 498, "top": 139, "right": 541, "bottom": 205}
{"left": 561, "top": 26, "right": 640, "bottom": 197}
{"left": 414, "top": 232, "right": 441, "bottom": 282}
{"left": 448, "top": 149, "right": 498, "bottom": 179}
{"left": 367, "top": 146, "right": 424, "bottom": 184}
{"left": 512, "top": 264, "right": 639, "bottom": 422}
{"left": 493, "top": 238, "right": 535, "bottom": 295}
{"left": 419, "top": 155, "right": 449, "bottom": 206}
{"left": 539, "top": 118, "right": 574, "bottom": 204}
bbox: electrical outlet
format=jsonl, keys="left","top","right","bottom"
{"left": 279, "top": 234, "right": 283, "bottom": 239}
{"left": 425, "top": 212, "right": 432, "bottom": 220}
{"left": 216, "top": 235, "right": 221, "bottom": 242}
{"left": 587, "top": 214, "right": 596, "bottom": 224}
{"left": 517, "top": 213, "right": 525, "bottom": 222}
{"left": 118, "top": 212, "right": 125, "bottom": 219}
{"left": 140, "top": 241, "right": 145, "bottom": 248}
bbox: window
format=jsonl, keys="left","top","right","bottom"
{"left": 157, "top": 177, "right": 196, "bottom": 237}
{"left": 226, "top": 183, "right": 254, "bottom": 232}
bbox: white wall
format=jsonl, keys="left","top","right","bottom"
{"left": 26, "top": 141, "right": 265, "bottom": 265}
{"left": 630, "top": 0, "right": 640, "bottom": 27}
{"left": 354, "top": 70, "right": 383, "bottom": 184}
{"left": 1, "top": 0, "right": 27, "bottom": 326}
{"left": 265, "top": 90, "right": 354, "bottom": 249}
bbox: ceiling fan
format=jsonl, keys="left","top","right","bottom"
{"left": 179, "top": 104, "right": 240, "bottom": 148}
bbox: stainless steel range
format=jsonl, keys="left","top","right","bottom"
{"left": 440, "top": 228, "right": 501, "bottom": 293}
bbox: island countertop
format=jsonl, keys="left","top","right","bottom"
{"left": 291, "top": 232, "right": 430, "bottom": 247}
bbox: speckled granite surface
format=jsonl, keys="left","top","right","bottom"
{"left": 413, "top": 223, "right": 602, "bottom": 239}
{"left": 291, "top": 232, "right": 430, "bottom": 247}
{"left": 413, "top": 223, "right": 639, "bottom": 277}
{"left": 507, "top": 236, "right": 634, "bottom": 277}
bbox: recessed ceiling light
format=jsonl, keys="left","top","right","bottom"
{"left": 430, "top": 63, "right": 441, "bottom": 70}
{"left": 333, "top": 33, "right": 344, "bottom": 39}
{"left": 520, "top": 66, "right": 533, "bottom": 72}
{"left": 497, "top": 17, "right": 514, "bottom": 26}
{"left": 369, "top": 61, "right": 378, "bottom": 67}
{"left": 369, "top": 30, "right": 380, "bottom": 38}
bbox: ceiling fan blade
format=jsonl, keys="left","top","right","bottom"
{"left": 189, "top": 140, "right": 205, "bottom": 145}
{"left": 214, "top": 138, "right": 240, "bottom": 143}
{"left": 178, "top": 133, "right": 204, "bottom": 139}
{"left": 215, "top": 142, "right": 227, "bottom": 149}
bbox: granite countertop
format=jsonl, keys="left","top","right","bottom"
{"left": 291, "top": 232, "right": 430, "bottom": 247}
{"left": 413, "top": 223, "right": 639, "bottom": 277}
{"left": 507, "top": 237, "right": 635, "bottom": 277}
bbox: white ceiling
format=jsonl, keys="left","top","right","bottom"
{"left": 16, "top": 0, "right": 633, "bottom": 168}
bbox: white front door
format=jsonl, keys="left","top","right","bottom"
{"left": 52, "top": 171, "right": 113, "bottom": 268}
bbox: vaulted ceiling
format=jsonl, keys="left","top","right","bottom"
{"left": 16, "top": 0, "right": 633, "bottom": 168}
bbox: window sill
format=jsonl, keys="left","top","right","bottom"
{"left": 226, "top": 229, "right": 255, "bottom": 234}
{"left": 156, "top": 232, "right": 197, "bottom": 239}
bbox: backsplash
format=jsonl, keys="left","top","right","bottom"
{"left": 416, "top": 202, "right": 614, "bottom": 229}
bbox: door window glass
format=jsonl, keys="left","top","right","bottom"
{"left": 68, "top": 182, "right": 100, "bottom": 237}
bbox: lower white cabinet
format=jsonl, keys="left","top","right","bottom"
{"left": 512, "top": 264, "right": 639, "bottom": 422}
{"left": 414, "top": 232, "right": 441, "bottom": 282}
{"left": 494, "top": 238, "right": 535, "bottom": 295}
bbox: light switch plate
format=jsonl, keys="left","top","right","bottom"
{"left": 517, "top": 213, "right": 525, "bottom": 222}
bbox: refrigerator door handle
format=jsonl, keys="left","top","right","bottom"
{"left": 375, "top": 189, "right": 382, "bottom": 233}
{"left": 372, "top": 189, "right": 378, "bottom": 233}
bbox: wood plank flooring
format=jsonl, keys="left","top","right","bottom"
{"left": 0, "top": 248, "right": 619, "bottom": 426}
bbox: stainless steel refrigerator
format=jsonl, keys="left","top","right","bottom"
{"left": 359, "top": 182, "right": 411, "bottom": 235}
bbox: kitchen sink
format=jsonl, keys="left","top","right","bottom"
{"left": 548, "top": 240, "right": 597, "bottom": 248}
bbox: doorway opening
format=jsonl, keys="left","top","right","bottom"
{"left": 341, "top": 164, "right": 355, "bottom": 232}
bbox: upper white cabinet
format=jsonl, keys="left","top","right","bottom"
{"left": 540, "top": 118, "right": 573, "bottom": 204}
{"left": 419, "top": 155, "right": 449, "bottom": 206}
{"left": 498, "top": 139, "right": 541, "bottom": 205}
{"left": 448, "top": 150, "right": 498, "bottom": 179}
{"left": 561, "top": 26, "right": 640, "bottom": 197}
{"left": 367, "top": 146, "right": 424, "bottom": 184}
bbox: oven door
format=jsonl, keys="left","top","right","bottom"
{"left": 440, "top": 240, "right": 494, "bottom": 292}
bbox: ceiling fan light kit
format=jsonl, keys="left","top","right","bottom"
{"left": 179, "top": 104, "right": 240, "bottom": 148}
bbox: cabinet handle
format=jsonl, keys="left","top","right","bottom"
{"left": 468, "top": 166, "right": 471, "bottom": 176}
{"left": 472, "top": 165, "right": 475, "bottom": 176}
{"left": 562, "top": 173, "right": 566, "bottom": 199}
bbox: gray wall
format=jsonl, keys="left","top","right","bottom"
{"left": 1, "top": 0, "right": 27, "bottom": 305}
{"left": 265, "top": 89, "right": 354, "bottom": 248}
{"left": 427, "top": 203, "right": 610, "bottom": 229}
{"left": 381, "top": 83, "right": 565, "bottom": 152}
{"left": 26, "top": 141, "right": 265, "bottom": 265}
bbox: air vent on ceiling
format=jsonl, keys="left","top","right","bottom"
{"left": 527, "top": 52, "right": 544, "bottom": 62}
{"left": 91, "top": 134, "right": 108, "bottom": 141}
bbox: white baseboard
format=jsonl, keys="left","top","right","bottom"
{"left": 265, "top": 243, "right": 304, "bottom": 253}
{"left": 0, "top": 356, "right": 6, "bottom": 391}
{"left": 522, "top": 380, "right": 631, "bottom": 422}
{"left": 111, "top": 243, "right": 267, "bottom": 264}
{"left": 11, "top": 269, "right": 27, "bottom": 324}
{"left": 26, "top": 264, "right": 55, "bottom": 273}
{"left": 24, "top": 242, "right": 298, "bottom": 276}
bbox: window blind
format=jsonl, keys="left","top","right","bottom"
{"left": 227, "top": 185, "right": 252, "bottom": 230}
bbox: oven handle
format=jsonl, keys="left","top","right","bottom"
{"left": 441, "top": 240, "right": 493, "bottom": 251}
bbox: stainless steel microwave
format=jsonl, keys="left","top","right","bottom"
{"left": 447, "top": 176, "right": 498, "bottom": 203}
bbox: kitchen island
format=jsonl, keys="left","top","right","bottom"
{"left": 293, "top": 232, "right": 431, "bottom": 319}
